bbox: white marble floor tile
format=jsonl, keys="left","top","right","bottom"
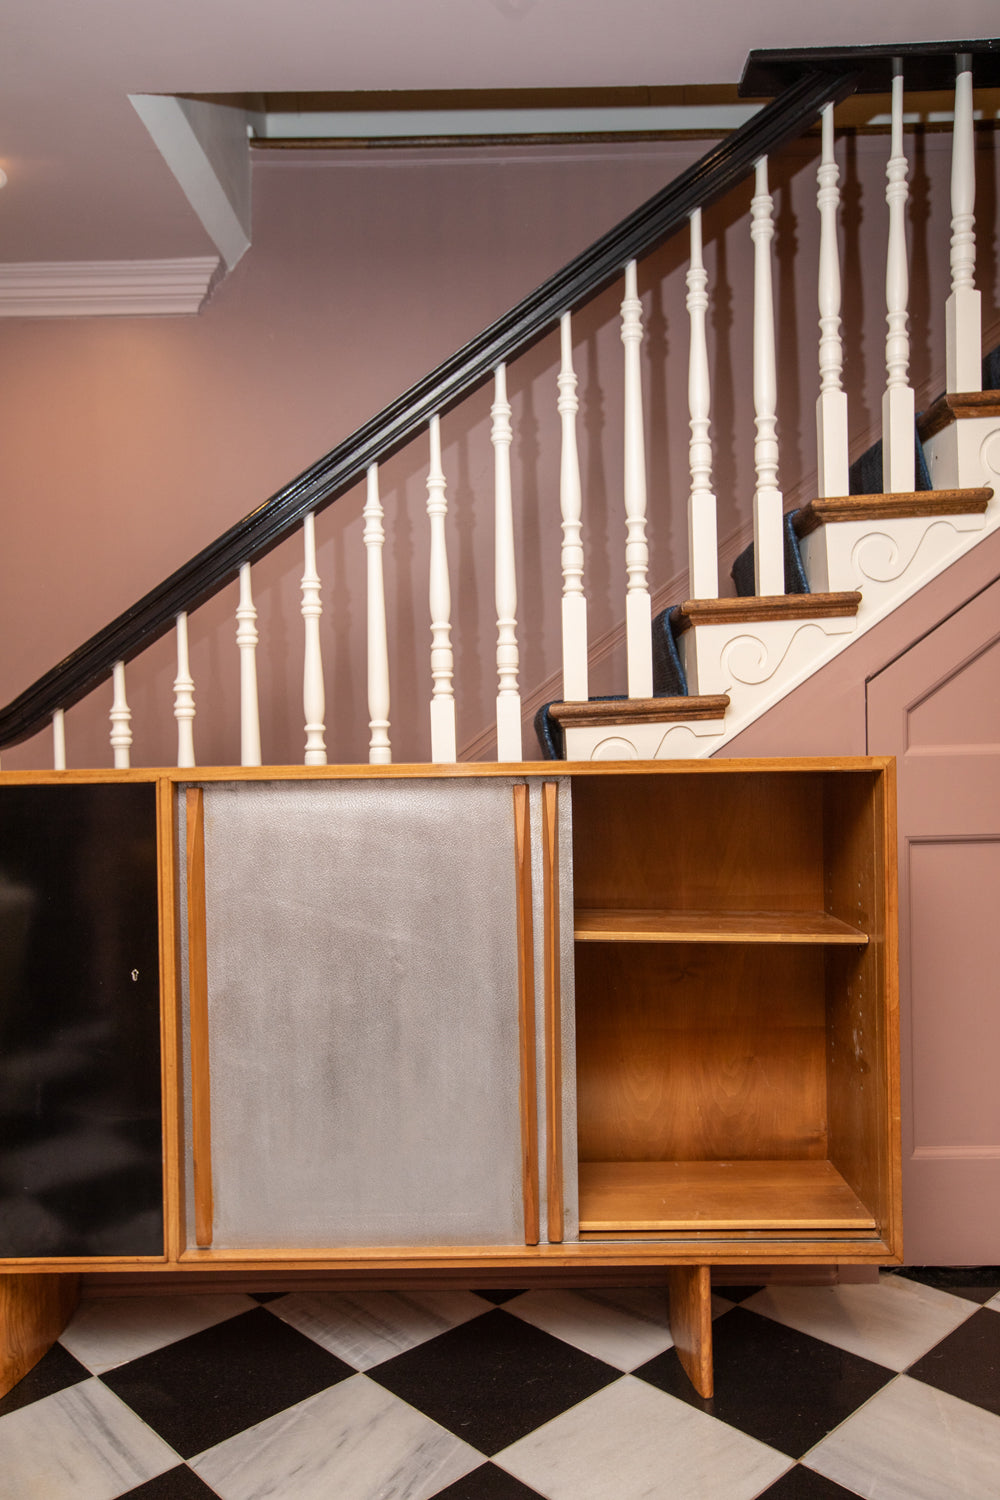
{"left": 496, "top": 1374, "right": 792, "bottom": 1500}
{"left": 987, "top": 1292, "right": 1000, "bottom": 1312}
{"left": 264, "top": 1289, "right": 487, "bottom": 1370}
{"left": 190, "top": 1374, "right": 481, "bottom": 1500}
{"left": 59, "top": 1293, "right": 258, "bottom": 1373}
{"left": 504, "top": 1287, "right": 676, "bottom": 1369}
{"left": 806, "top": 1373, "right": 1000, "bottom": 1500}
{"left": 0, "top": 1376, "right": 178, "bottom": 1500}
{"left": 742, "top": 1274, "right": 978, "bottom": 1370}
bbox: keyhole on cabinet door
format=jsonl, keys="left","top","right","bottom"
{"left": 131, "top": 969, "right": 139, "bottom": 982}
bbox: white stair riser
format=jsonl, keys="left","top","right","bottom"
{"left": 924, "top": 415, "right": 1000, "bottom": 492}
{"left": 799, "top": 510, "right": 988, "bottom": 603}
{"left": 563, "top": 717, "right": 727, "bottom": 761}
{"left": 680, "top": 614, "right": 856, "bottom": 718}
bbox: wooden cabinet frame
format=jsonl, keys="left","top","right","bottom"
{"left": 0, "top": 758, "right": 900, "bottom": 1400}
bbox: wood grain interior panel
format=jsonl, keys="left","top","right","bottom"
{"left": 575, "top": 943, "right": 829, "bottom": 1163}
{"left": 571, "top": 773, "right": 828, "bottom": 914}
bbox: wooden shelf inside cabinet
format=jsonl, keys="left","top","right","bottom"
{"left": 578, "top": 1160, "right": 878, "bottom": 1234}
{"left": 574, "top": 908, "right": 869, "bottom": 945}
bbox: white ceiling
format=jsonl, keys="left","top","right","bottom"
{"left": 2, "top": 0, "right": 998, "bottom": 267}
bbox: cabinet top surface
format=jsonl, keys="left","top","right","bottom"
{"left": 0, "top": 756, "right": 894, "bottom": 786}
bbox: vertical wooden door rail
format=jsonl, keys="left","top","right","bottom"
{"left": 186, "top": 787, "right": 214, "bottom": 1249}
{"left": 513, "top": 784, "right": 540, "bottom": 1246}
{"left": 158, "top": 778, "right": 185, "bottom": 1262}
{"left": 542, "top": 782, "right": 564, "bottom": 1243}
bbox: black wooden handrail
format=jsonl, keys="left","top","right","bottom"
{"left": 1, "top": 65, "right": 864, "bottom": 750}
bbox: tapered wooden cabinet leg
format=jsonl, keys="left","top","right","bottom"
{"left": 0, "top": 1273, "right": 80, "bottom": 1398}
{"left": 666, "top": 1265, "right": 714, "bottom": 1398}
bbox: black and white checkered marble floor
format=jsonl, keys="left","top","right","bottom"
{"left": 2, "top": 1269, "right": 998, "bottom": 1499}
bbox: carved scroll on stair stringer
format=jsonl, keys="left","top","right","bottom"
{"left": 849, "top": 518, "right": 983, "bottom": 586}
{"left": 718, "top": 624, "right": 830, "bottom": 688}
{"left": 980, "top": 427, "right": 1000, "bottom": 485}
{"left": 683, "top": 612, "right": 857, "bottom": 699}
{"left": 564, "top": 713, "right": 728, "bottom": 761}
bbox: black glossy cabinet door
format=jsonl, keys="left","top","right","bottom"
{"left": 0, "top": 783, "right": 163, "bottom": 1258}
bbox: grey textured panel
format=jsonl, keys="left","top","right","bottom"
{"left": 199, "top": 779, "right": 525, "bottom": 1249}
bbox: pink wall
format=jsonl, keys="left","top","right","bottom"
{"left": 0, "top": 127, "right": 995, "bottom": 770}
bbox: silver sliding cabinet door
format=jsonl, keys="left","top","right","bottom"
{"left": 188, "top": 778, "right": 539, "bottom": 1249}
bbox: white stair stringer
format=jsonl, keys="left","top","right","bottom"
{"left": 564, "top": 487, "right": 997, "bottom": 762}
{"left": 924, "top": 411, "right": 1000, "bottom": 492}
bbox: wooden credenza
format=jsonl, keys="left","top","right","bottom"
{"left": 0, "top": 757, "right": 901, "bottom": 1398}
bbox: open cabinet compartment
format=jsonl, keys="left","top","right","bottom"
{"left": 570, "top": 762, "right": 899, "bottom": 1252}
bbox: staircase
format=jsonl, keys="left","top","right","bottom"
{"left": 1, "top": 40, "right": 999, "bottom": 772}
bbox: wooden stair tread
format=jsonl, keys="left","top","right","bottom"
{"left": 918, "top": 390, "right": 1000, "bottom": 441}
{"left": 672, "top": 592, "right": 861, "bottom": 633}
{"left": 794, "top": 489, "right": 993, "bottom": 536}
{"left": 578, "top": 1159, "right": 877, "bottom": 1232}
{"left": 548, "top": 695, "right": 729, "bottom": 727}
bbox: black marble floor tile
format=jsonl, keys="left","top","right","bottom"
{"left": 711, "top": 1284, "right": 766, "bottom": 1303}
{"left": 890, "top": 1266, "right": 1000, "bottom": 1303}
{"left": 118, "top": 1466, "right": 222, "bottom": 1499}
{"left": 248, "top": 1291, "right": 287, "bottom": 1304}
{"left": 470, "top": 1290, "right": 527, "bottom": 1305}
{"left": 368, "top": 1307, "right": 620, "bottom": 1455}
{"left": 634, "top": 1306, "right": 893, "bottom": 1458}
{"left": 100, "top": 1306, "right": 354, "bottom": 1458}
{"left": 906, "top": 1306, "right": 1000, "bottom": 1417}
{"left": 0, "top": 1340, "right": 90, "bottom": 1416}
{"left": 756, "top": 1465, "right": 864, "bottom": 1498}
{"left": 430, "top": 1462, "right": 547, "bottom": 1498}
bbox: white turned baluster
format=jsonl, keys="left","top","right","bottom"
{"left": 426, "top": 415, "right": 456, "bottom": 763}
{"left": 300, "top": 511, "right": 327, "bottom": 765}
{"left": 236, "top": 562, "right": 261, "bottom": 767}
{"left": 558, "top": 312, "right": 589, "bottom": 700}
{"left": 686, "top": 209, "right": 719, "bottom": 598}
{"left": 364, "top": 463, "right": 391, "bottom": 765}
{"left": 173, "top": 611, "right": 196, "bottom": 768}
{"left": 947, "top": 56, "right": 981, "bottom": 393}
{"left": 883, "top": 61, "right": 915, "bottom": 493}
{"left": 52, "top": 709, "right": 66, "bottom": 770}
{"left": 751, "top": 157, "right": 785, "bottom": 594}
{"left": 621, "top": 260, "right": 653, "bottom": 697}
{"left": 109, "top": 660, "right": 132, "bottom": 769}
{"left": 492, "top": 364, "right": 522, "bottom": 761}
{"left": 816, "top": 103, "right": 849, "bottom": 498}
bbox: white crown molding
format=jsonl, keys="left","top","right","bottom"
{"left": 0, "top": 258, "right": 222, "bottom": 317}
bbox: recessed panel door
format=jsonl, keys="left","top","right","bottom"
{"left": 868, "top": 576, "right": 1000, "bottom": 1261}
